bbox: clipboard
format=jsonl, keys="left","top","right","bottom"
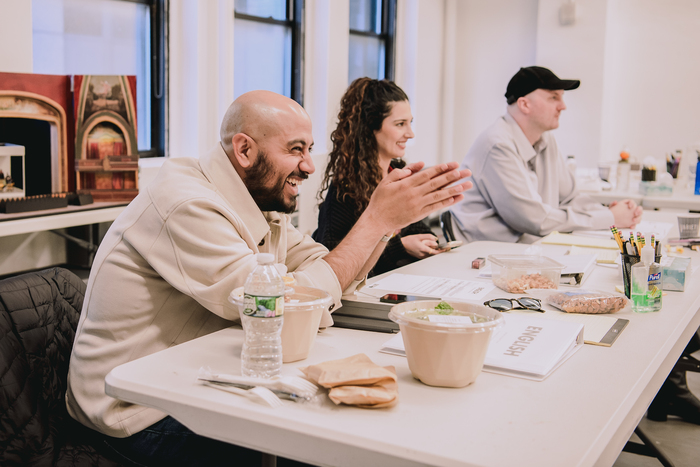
{"left": 548, "top": 254, "right": 598, "bottom": 287}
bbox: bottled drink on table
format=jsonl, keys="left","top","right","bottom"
{"left": 241, "top": 253, "right": 284, "bottom": 377}
{"left": 631, "top": 245, "right": 662, "bottom": 313}
{"left": 566, "top": 155, "right": 577, "bottom": 174}
{"left": 695, "top": 156, "right": 700, "bottom": 196}
{"left": 616, "top": 146, "right": 631, "bottom": 192}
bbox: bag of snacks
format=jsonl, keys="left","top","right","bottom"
{"left": 545, "top": 290, "right": 628, "bottom": 314}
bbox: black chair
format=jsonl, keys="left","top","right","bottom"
{"left": 0, "top": 267, "right": 123, "bottom": 467}
{"left": 623, "top": 335, "right": 700, "bottom": 467}
{"left": 440, "top": 210, "right": 457, "bottom": 243}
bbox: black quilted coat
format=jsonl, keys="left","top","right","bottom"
{"left": 0, "top": 268, "right": 123, "bottom": 467}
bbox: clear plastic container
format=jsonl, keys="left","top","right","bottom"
{"left": 230, "top": 285, "right": 332, "bottom": 363}
{"left": 488, "top": 255, "right": 564, "bottom": 294}
{"left": 388, "top": 301, "right": 504, "bottom": 388}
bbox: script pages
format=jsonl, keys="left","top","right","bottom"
{"left": 483, "top": 313, "right": 583, "bottom": 381}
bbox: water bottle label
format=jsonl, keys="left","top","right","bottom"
{"left": 243, "top": 294, "right": 284, "bottom": 318}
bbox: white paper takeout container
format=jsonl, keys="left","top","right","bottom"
{"left": 229, "top": 285, "right": 332, "bottom": 363}
{"left": 389, "top": 301, "right": 504, "bottom": 388}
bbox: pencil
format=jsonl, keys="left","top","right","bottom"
{"left": 610, "top": 226, "right": 624, "bottom": 252}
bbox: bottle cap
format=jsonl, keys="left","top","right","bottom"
{"left": 256, "top": 253, "right": 275, "bottom": 264}
{"left": 641, "top": 244, "right": 654, "bottom": 266}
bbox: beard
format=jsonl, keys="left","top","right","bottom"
{"left": 245, "top": 149, "right": 307, "bottom": 214}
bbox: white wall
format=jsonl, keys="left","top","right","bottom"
{"left": 0, "top": 0, "right": 33, "bottom": 73}
{"left": 397, "top": 0, "right": 446, "bottom": 168}
{"left": 169, "top": 0, "right": 234, "bottom": 160}
{"left": 600, "top": 0, "right": 700, "bottom": 166}
{"left": 447, "top": 0, "right": 700, "bottom": 172}
{"left": 536, "top": 0, "right": 610, "bottom": 167}
{"left": 297, "top": 0, "right": 350, "bottom": 235}
{"left": 450, "top": 0, "right": 539, "bottom": 163}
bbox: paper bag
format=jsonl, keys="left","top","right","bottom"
{"left": 299, "top": 354, "right": 398, "bottom": 408}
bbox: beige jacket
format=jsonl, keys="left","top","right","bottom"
{"left": 66, "top": 143, "right": 342, "bottom": 437}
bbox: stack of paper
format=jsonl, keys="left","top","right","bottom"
{"left": 541, "top": 232, "right": 619, "bottom": 249}
{"left": 365, "top": 273, "right": 495, "bottom": 301}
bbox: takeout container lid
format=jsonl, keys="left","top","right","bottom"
{"left": 228, "top": 285, "right": 332, "bottom": 311}
{"left": 388, "top": 300, "right": 504, "bottom": 333}
{"left": 488, "top": 254, "right": 564, "bottom": 270}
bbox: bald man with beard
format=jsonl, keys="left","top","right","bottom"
{"left": 66, "top": 91, "right": 471, "bottom": 466}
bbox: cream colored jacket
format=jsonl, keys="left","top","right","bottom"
{"left": 66, "top": 143, "right": 342, "bottom": 437}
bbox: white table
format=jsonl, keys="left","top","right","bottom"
{"left": 583, "top": 189, "right": 700, "bottom": 212}
{"left": 0, "top": 202, "right": 128, "bottom": 237}
{"left": 584, "top": 190, "right": 644, "bottom": 207}
{"left": 105, "top": 215, "right": 700, "bottom": 467}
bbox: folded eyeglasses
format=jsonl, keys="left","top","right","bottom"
{"left": 483, "top": 297, "right": 543, "bottom": 312}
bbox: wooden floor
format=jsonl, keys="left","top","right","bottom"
{"left": 614, "top": 366, "right": 700, "bottom": 467}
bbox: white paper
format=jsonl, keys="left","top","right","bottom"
{"left": 365, "top": 273, "right": 495, "bottom": 302}
{"left": 572, "top": 221, "right": 674, "bottom": 242}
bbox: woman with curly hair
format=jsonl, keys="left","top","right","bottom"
{"left": 312, "top": 77, "right": 446, "bottom": 277}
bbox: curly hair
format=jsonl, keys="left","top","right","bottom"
{"left": 318, "top": 77, "right": 409, "bottom": 215}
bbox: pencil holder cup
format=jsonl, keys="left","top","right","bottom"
{"left": 621, "top": 253, "right": 662, "bottom": 299}
{"left": 677, "top": 215, "right": 700, "bottom": 239}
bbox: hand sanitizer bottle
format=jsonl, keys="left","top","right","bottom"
{"left": 631, "top": 245, "right": 662, "bottom": 313}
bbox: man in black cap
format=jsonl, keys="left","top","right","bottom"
{"left": 450, "top": 66, "right": 642, "bottom": 243}
{"left": 451, "top": 66, "right": 700, "bottom": 427}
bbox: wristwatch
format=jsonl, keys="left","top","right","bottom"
{"left": 381, "top": 233, "right": 394, "bottom": 243}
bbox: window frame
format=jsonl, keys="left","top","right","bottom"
{"left": 348, "top": 0, "right": 397, "bottom": 81}
{"left": 134, "top": 0, "right": 168, "bottom": 158}
{"left": 233, "top": 0, "right": 305, "bottom": 105}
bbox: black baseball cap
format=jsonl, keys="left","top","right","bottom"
{"left": 505, "top": 66, "right": 580, "bottom": 104}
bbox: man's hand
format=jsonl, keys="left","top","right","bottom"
{"left": 609, "top": 199, "right": 643, "bottom": 229}
{"left": 401, "top": 234, "right": 443, "bottom": 259}
{"left": 364, "top": 161, "right": 472, "bottom": 234}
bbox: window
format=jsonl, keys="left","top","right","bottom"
{"left": 348, "top": 0, "right": 396, "bottom": 83}
{"left": 234, "top": 0, "right": 303, "bottom": 104}
{"left": 32, "top": 0, "right": 167, "bottom": 157}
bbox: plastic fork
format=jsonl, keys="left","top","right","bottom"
{"left": 202, "top": 381, "right": 282, "bottom": 408}
{"left": 198, "top": 368, "right": 319, "bottom": 397}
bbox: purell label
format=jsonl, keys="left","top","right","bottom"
{"left": 648, "top": 272, "right": 661, "bottom": 282}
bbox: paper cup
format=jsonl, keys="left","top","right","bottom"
{"left": 229, "top": 285, "right": 332, "bottom": 363}
{"left": 280, "top": 286, "right": 332, "bottom": 362}
{"left": 389, "top": 301, "right": 504, "bottom": 388}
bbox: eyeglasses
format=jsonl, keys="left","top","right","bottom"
{"left": 483, "top": 297, "right": 543, "bottom": 312}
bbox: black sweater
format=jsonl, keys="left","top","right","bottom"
{"left": 312, "top": 183, "right": 434, "bottom": 277}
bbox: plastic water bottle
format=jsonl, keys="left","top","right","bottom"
{"left": 566, "top": 154, "right": 577, "bottom": 175}
{"left": 241, "top": 253, "right": 284, "bottom": 377}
